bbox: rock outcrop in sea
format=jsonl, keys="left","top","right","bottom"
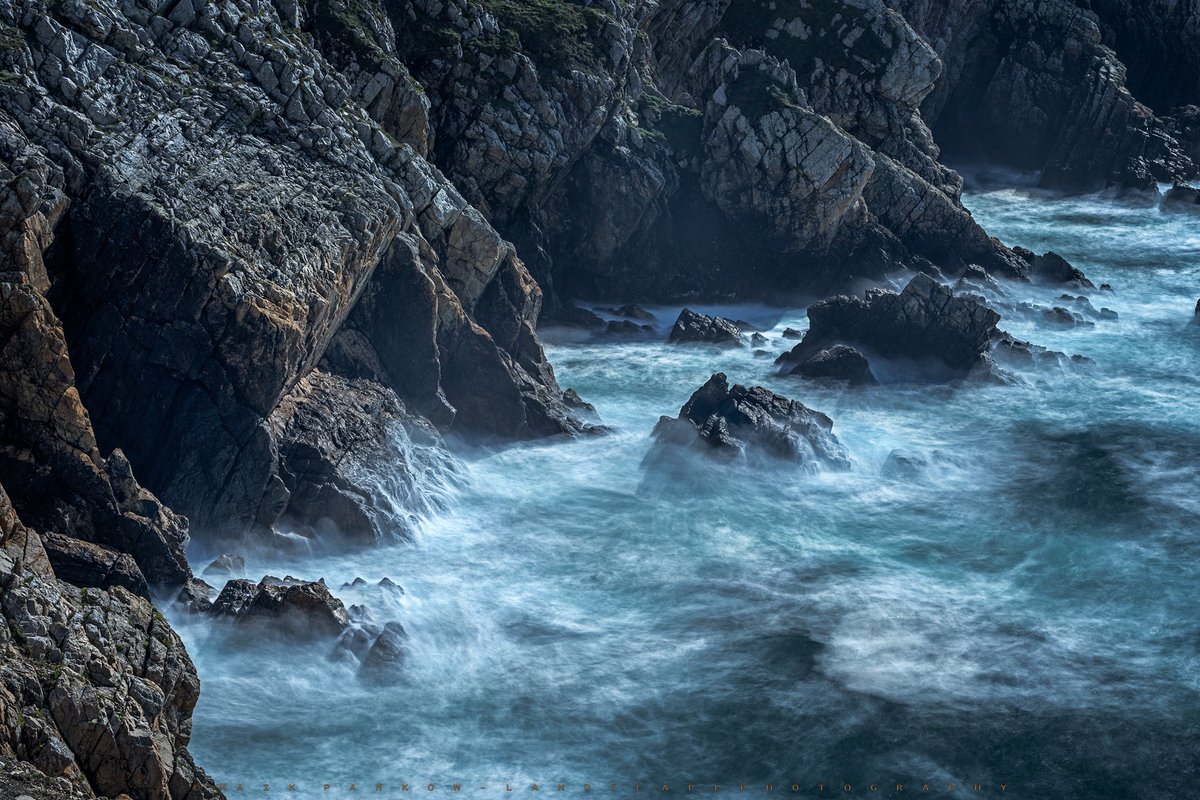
{"left": 778, "top": 274, "right": 1002, "bottom": 379}
{"left": 1, "top": 0, "right": 1197, "bottom": 795}
{"left": 648, "top": 373, "right": 850, "bottom": 469}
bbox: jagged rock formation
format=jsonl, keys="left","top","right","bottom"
{"left": 887, "top": 0, "right": 1199, "bottom": 191}
{"left": 206, "top": 576, "right": 350, "bottom": 638}
{"left": 2, "top": 486, "right": 218, "bottom": 799}
{"left": 1, "top": 269, "right": 217, "bottom": 796}
{"left": 668, "top": 308, "right": 744, "bottom": 346}
{"left": 648, "top": 372, "right": 850, "bottom": 468}
{"left": 779, "top": 274, "right": 1002, "bottom": 377}
{"left": 1, "top": 0, "right": 585, "bottom": 548}
{"left": 791, "top": 344, "right": 877, "bottom": 386}
{"left": 1, "top": 0, "right": 1196, "bottom": 795}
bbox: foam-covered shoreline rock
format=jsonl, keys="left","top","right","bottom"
{"left": 779, "top": 274, "right": 1002, "bottom": 377}
{"left": 648, "top": 373, "right": 850, "bottom": 469}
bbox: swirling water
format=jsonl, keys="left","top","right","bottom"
{"left": 172, "top": 188, "right": 1200, "bottom": 798}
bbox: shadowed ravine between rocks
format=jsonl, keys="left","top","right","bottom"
{"left": 170, "top": 189, "right": 1200, "bottom": 798}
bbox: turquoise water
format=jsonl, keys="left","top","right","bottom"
{"left": 173, "top": 189, "right": 1200, "bottom": 798}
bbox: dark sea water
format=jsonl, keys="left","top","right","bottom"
{"left": 172, "top": 187, "right": 1200, "bottom": 798}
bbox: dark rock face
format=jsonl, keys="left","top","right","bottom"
{"left": 1161, "top": 184, "right": 1200, "bottom": 214}
{"left": 209, "top": 577, "right": 351, "bottom": 640}
{"left": 269, "top": 369, "right": 460, "bottom": 547}
{"left": 649, "top": 373, "right": 850, "bottom": 468}
{"left": 359, "top": 621, "right": 409, "bottom": 684}
{"left": 669, "top": 309, "right": 744, "bottom": 346}
{"left": 1, "top": 487, "right": 218, "bottom": 800}
{"left": 204, "top": 554, "right": 246, "bottom": 579}
{"left": 791, "top": 345, "right": 877, "bottom": 386}
{"left": 0, "top": 281, "right": 190, "bottom": 588}
{"left": 1072, "top": 0, "right": 1200, "bottom": 113}
{"left": 39, "top": 533, "right": 149, "bottom": 599}
{"left": 888, "top": 0, "right": 1198, "bottom": 191}
{"left": 781, "top": 274, "right": 1002, "bottom": 375}
{"left": 1016, "top": 249, "right": 1096, "bottom": 288}
{"left": 1, "top": 0, "right": 584, "bottom": 547}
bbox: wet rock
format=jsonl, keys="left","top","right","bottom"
{"left": 359, "top": 621, "right": 409, "bottom": 684}
{"left": 604, "top": 319, "right": 654, "bottom": 336}
{"left": 1194, "top": 299, "right": 1200, "bottom": 322}
{"left": 881, "top": 449, "right": 930, "bottom": 480}
{"left": 204, "top": 554, "right": 246, "bottom": 578}
{"left": 562, "top": 389, "right": 597, "bottom": 416}
{"left": 1099, "top": 308, "right": 1119, "bottom": 321}
{"left": 791, "top": 345, "right": 877, "bottom": 386}
{"left": 209, "top": 577, "right": 351, "bottom": 639}
{"left": 751, "top": 333, "right": 769, "bottom": 346}
{"left": 556, "top": 306, "right": 608, "bottom": 330}
{"left": 780, "top": 274, "right": 1001, "bottom": 375}
{"left": 1016, "top": 249, "right": 1095, "bottom": 289}
{"left": 1161, "top": 184, "right": 1200, "bottom": 214}
{"left": 268, "top": 370, "right": 459, "bottom": 546}
{"left": 990, "top": 331, "right": 1076, "bottom": 369}
{"left": 649, "top": 373, "right": 850, "bottom": 468}
{"left": 378, "top": 577, "right": 404, "bottom": 594}
{"left": 610, "top": 305, "right": 656, "bottom": 321}
{"left": 782, "top": 328, "right": 804, "bottom": 340}
{"left": 176, "top": 578, "right": 217, "bottom": 614}
{"left": 1041, "top": 308, "right": 1094, "bottom": 329}
{"left": 668, "top": 309, "right": 744, "bottom": 346}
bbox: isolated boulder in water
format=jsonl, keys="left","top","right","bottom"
{"left": 780, "top": 274, "right": 1001, "bottom": 374}
{"left": 1014, "top": 248, "right": 1095, "bottom": 288}
{"left": 668, "top": 309, "right": 743, "bottom": 346}
{"left": 359, "top": 621, "right": 409, "bottom": 684}
{"left": 209, "top": 577, "right": 350, "bottom": 639}
{"left": 1194, "top": 299, "right": 1200, "bottom": 322}
{"left": 790, "top": 345, "right": 876, "bottom": 385}
{"left": 650, "top": 373, "right": 850, "bottom": 468}
{"left": 1162, "top": 184, "right": 1200, "bottom": 214}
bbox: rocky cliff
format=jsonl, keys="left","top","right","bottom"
{"left": 0, "top": 0, "right": 1197, "bottom": 796}
{"left": 887, "top": 0, "right": 1199, "bottom": 191}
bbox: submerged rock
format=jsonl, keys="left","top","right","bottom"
{"left": 1041, "top": 307, "right": 1093, "bottom": 328}
{"left": 1161, "top": 184, "right": 1200, "bottom": 214}
{"left": 648, "top": 373, "right": 850, "bottom": 468}
{"left": 791, "top": 345, "right": 877, "bottom": 386}
{"left": 779, "top": 274, "right": 1001, "bottom": 376}
{"left": 668, "top": 309, "right": 744, "bottom": 346}
{"left": 605, "top": 304, "right": 656, "bottom": 321}
{"left": 881, "top": 449, "right": 930, "bottom": 481}
{"left": 359, "top": 622, "right": 409, "bottom": 684}
{"left": 204, "top": 553, "right": 246, "bottom": 578}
